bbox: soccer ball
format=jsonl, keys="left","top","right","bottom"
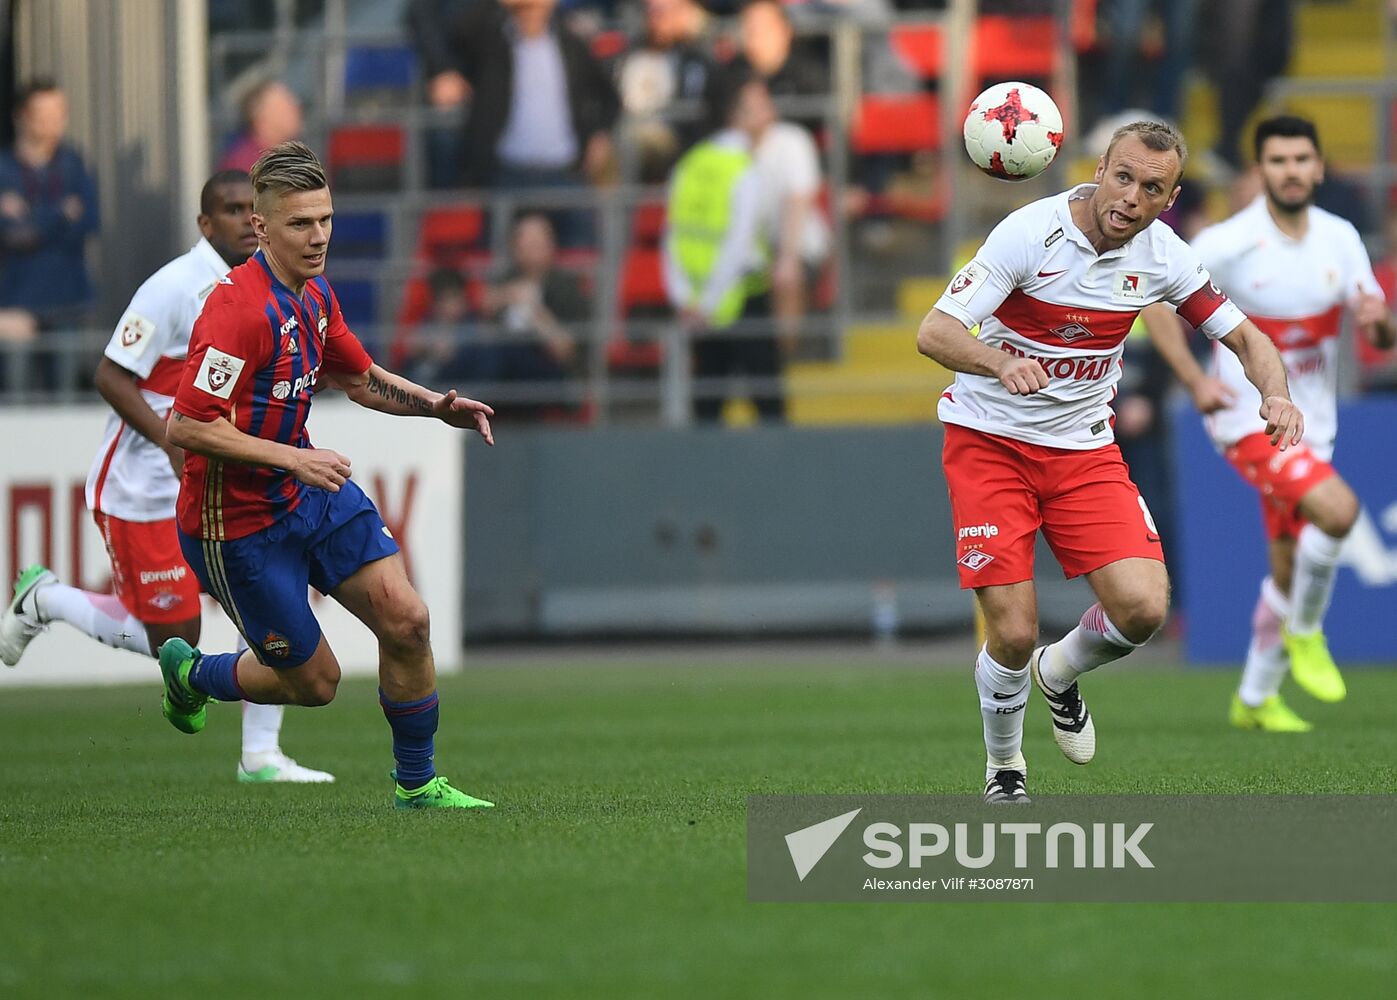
{"left": 962, "top": 82, "right": 1064, "bottom": 181}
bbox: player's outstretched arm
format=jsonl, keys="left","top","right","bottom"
{"left": 1218, "top": 319, "right": 1304, "bottom": 450}
{"left": 916, "top": 307, "right": 1048, "bottom": 395}
{"left": 1138, "top": 303, "right": 1236, "bottom": 414}
{"left": 332, "top": 363, "right": 495, "bottom": 445}
{"left": 167, "top": 411, "right": 353, "bottom": 492}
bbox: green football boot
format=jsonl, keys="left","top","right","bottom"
{"left": 1283, "top": 627, "right": 1346, "bottom": 703}
{"left": 393, "top": 773, "right": 495, "bottom": 810}
{"left": 1229, "top": 693, "right": 1313, "bottom": 733}
{"left": 158, "top": 637, "right": 209, "bottom": 734}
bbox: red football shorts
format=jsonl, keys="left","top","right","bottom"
{"left": 93, "top": 512, "right": 201, "bottom": 624}
{"left": 1223, "top": 432, "right": 1336, "bottom": 541}
{"left": 942, "top": 423, "right": 1165, "bottom": 589}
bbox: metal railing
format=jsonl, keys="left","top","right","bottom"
{"left": 3, "top": 1, "right": 1089, "bottom": 422}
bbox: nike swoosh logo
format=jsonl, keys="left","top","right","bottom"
{"left": 1037, "top": 269, "right": 1067, "bottom": 278}
{"left": 991, "top": 684, "right": 1028, "bottom": 701}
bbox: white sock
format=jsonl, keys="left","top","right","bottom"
{"left": 1289, "top": 523, "right": 1344, "bottom": 635}
{"left": 1039, "top": 603, "right": 1140, "bottom": 693}
{"left": 241, "top": 703, "right": 285, "bottom": 758}
{"left": 975, "top": 644, "right": 1029, "bottom": 772}
{"left": 1238, "top": 577, "right": 1290, "bottom": 706}
{"left": 34, "top": 583, "right": 150, "bottom": 655}
{"left": 235, "top": 634, "right": 284, "bottom": 759}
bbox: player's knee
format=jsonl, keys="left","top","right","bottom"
{"left": 1313, "top": 490, "right": 1359, "bottom": 538}
{"left": 291, "top": 659, "right": 341, "bottom": 706}
{"left": 1112, "top": 590, "right": 1169, "bottom": 643}
{"left": 988, "top": 622, "right": 1038, "bottom": 667}
{"left": 299, "top": 674, "right": 340, "bottom": 707}
{"left": 381, "top": 596, "right": 431, "bottom": 658}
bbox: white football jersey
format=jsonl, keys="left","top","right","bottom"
{"left": 935, "top": 184, "right": 1245, "bottom": 450}
{"left": 86, "top": 239, "right": 232, "bottom": 521}
{"left": 1192, "top": 196, "right": 1382, "bottom": 461}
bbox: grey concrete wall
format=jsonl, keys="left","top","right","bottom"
{"left": 464, "top": 425, "right": 1092, "bottom": 640}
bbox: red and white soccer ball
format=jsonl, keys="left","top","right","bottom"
{"left": 962, "top": 82, "right": 1064, "bottom": 181}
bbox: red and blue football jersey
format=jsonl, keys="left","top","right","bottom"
{"left": 172, "top": 251, "right": 373, "bottom": 540}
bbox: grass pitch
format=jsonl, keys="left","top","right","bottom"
{"left": 2, "top": 655, "right": 1395, "bottom": 998}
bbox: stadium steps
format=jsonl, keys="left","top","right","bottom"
{"left": 1280, "top": 0, "right": 1388, "bottom": 165}
{"left": 783, "top": 322, "right": 950, "bottom": 426}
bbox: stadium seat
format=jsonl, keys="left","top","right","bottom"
{"left": 631, "top": 201, "right": 666, "bottom": 246}
{"left": 344, "top": 45, "right": 416, "bottom": 105}
{"left": 418, "top": 206, "right": 486, "bottom": 266}
{"left": 620, "top": 247, "right": 668, "bottom": 313}
{"left": 851, "top": 94, "right": 940, "bottom": 154}
{"left": 328, "top": 125, "right": 405, "bottom": 192}
{"left": 889, "top": 16, "right": 1060, "bottom": 81}
{"left": 331, "top": 211, "right": 388, "bottom": 261}
{"left": 331, "top": 278, "right": 378, "bottom": 332}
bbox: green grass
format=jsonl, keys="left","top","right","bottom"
{"left": 2, "top": 658, "right": 1395, "bottom": 998}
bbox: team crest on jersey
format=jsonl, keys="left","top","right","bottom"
{"left": 948, "top": 261, "right": 987, "bottom": 305}
{"left": 194, "top": 348, "right": 246, "bottom": 399}
{"left": 1113, "top": 272, "right": 1146, "bottom": 304}
{"left": 958, "top": 550, "right": 995, "bottom": 573}
{"left": 116, "top": 312, "right": 156, "bottom": 357}
{"left": 1052, "top": 322, "right": 1092, "bottom": 343}
{"left": 318, "top": 314, "right": 328, "bottom": 339}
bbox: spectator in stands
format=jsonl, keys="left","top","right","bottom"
{"left": 614, "top": 0, "right": 719, "bottom": 181}
{"left": 479, "top": 211, "right": 588, "bottom": 417}
{"left": 401, "top": 267, "right": 478, "bottom": 387}
{"left": 0, "top": 78, "right": 99, "bottom": 389}
{"left": 1359, "top": 208, "right": 1397, "bottom": 392}
{"left": 1207, "top": 0, "right": 1294, "bottom": 170}
{"left": 664, "top": 75, "right": 784, "bottom": 422}
{"left": 721, "top": 0, "right": 826, "bottom": 101}
{"left": 1100, "top": 0, "right": 1195, "bottom": 125}
{"left": 218, "top": 81, "right": 303, "bottom": 172}
{"left": 404, "top": 0, "right": 477, "bottom": 187}
{"left": 753, "top": 114, "right": 829, "bottom": 354}
{"left": 442, "top": 0, "right": 620, "bottom": 243}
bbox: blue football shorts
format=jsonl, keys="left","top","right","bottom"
{"left": 179, "top": 478, "right": 400, "bottom": 667}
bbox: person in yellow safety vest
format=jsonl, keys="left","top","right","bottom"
{"left": 662, "top": 74, "right": 783, "bottom": 422}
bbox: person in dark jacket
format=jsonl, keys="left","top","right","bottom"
{"left": 439, "top": 0, "right": 620, "bottom": 202}
{"left": 0, "top": 79, "right": 99, "bottom": 391}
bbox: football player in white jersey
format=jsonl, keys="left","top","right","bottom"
{"left": 918, "top": 121, "right": 1303, "bottom": 802}
{"left": 0, "top": 171, "right": 334, "bottom": 783}
{"left": 1142, "top": 116, "right": 1394, "bottom": 732}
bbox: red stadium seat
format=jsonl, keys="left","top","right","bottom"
{"left": 851, "top": 94, "right": 940, "bottom": 153}
{"left": 327, "top": 125, "right": 405, "bottom": 190}
{"left": 620, "top": 247, "right": 668, "bottom": 313}
{"left": 419, "top": 206, "right": 486, "bottom": 265}
{"left": 889, "top": 16, "right": 1060, "bottom": 81}
{"left": 631, "top": 201, "right": 667, "bottom": 246}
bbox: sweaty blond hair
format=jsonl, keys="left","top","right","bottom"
{"left": 250, "top": 140, "right": 328, "bottom": 214}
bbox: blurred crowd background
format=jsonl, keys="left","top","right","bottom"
{"left": 1, "top": 0, "right": 1396, "bottom": 554}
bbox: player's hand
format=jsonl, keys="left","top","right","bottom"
{"left": 433, "top": 389, "right": 495, "bottom": 445}
{"left": 1351, "top": 283, "right": 1388, "bottom": 328}
{"left": 163, "top": 444, "right": 185, "bottom": 478}
{"left": 1260, "top": 396, "right": 1304, "bottom": 450}
{"left": 997, "top": 356, "right": 1049, "bottom": 395}
{"left": 292, "top": 448, "right": 353, "bottom": 492}
{"left": 1188, "top": 376, "right": 1237, "bottom": 414}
